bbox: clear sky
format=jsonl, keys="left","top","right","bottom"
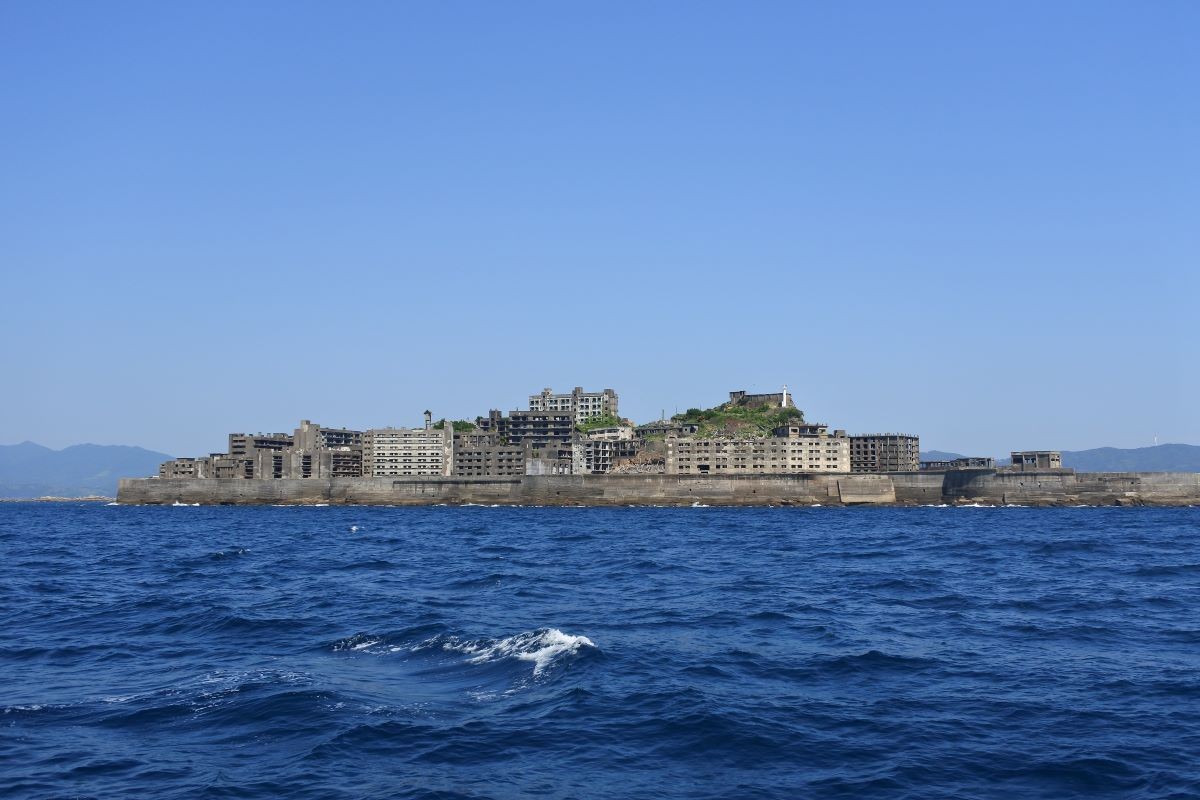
{"left": 2, "top": 2, "right": 1196, "bottom": 458}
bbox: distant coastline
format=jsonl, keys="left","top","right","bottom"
{"left": 0, "top": 496, "right": 113, "bottom": 503}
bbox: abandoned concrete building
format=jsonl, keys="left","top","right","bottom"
{"left": 446, "top": 431, "right": 520, "bottom": 477}
{"left": 363, "top": 413, "right": 453, "bottom": 477}
{"left": 850, "top": 434, "right": 921, "bottom": 473}
{"left": 665, "top": 423, "right": 850, "bottom": 476}
{"left": 294, "top": 420, "right": 362, "bottom": 451}
{"left": 159, "top": 457, "right": 200, "bottom": 479}
{"left": 727, "top": 387, "right": 797, "bottom": 409}
{"left": 145, "top": 382, "right": 1031, "bottom": 486}
{"left": 228, "top": 433, "right": 292, "bottom": 459}
{"left": 920, "top": 457, "right": 996, "bottom": 471}
{"left": 585, "top": 425, "right": 634, "bottom": 441}
{"left": 573, "top": 438, "right": 642, "bottom": 475}
{"left": 528, "top": 387, "right": 619, "bottom": 424}
{"left": 251, "top": 447, "right": 361, "bottom": 479}
{"left": 1009, "top": 451, "right": 1063, "bottom": 470}
{"left": 476, "top": 409, "right": 575, "bottom": 449}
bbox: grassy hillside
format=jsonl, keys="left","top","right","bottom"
{"left": 671, "top": 402, "right": 804, "bottom": 438}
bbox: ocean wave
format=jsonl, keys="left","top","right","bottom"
{"left": 425, "top": 628, "right": 597, "bottom": 677}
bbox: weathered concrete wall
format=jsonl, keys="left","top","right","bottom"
{"left": 891, "top": 472, "right": 950, "bottom": 504}
{"left": 943, "top": 470, "right": 1200, "bottom": 506}
{"left": 118, "top": 470, "right": 1200, "bottom": 507}
{"left": 120, "top": 474, "right": 880, "bottom": 506}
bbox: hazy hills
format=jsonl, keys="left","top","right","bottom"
{"left": 0, "top": 442, "right": 170, "bottom": 499}
{"left": 921, "top": 444, "right": 1200, "bottom": 473}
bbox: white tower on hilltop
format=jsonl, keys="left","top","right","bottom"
{"left": 781, "top": 384, "right": 788, "bottom": 408}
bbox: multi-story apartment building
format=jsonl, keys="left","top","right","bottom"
{"left": 666, "top": 423, "right": 850, "bottom": 475}
{"left": 162, "top": 424, "right": 362, "bottom": 481}
{"left": 850, "top": 434, "right": 920, "bottom": 473}
{"left": 452, "top": 438, "right": 526, "bottom": 477}
{"left": 525, "top": 443, "right": 575, "bottom": 475}
{"left": 363, "top": 414, "right": 453, "bottom": 477}
{"left": 572, "top": 438, "right": 642, "bottom": 474}
{"left": 1009, "top": 451, "right": 1063, "bottom": 471}
{"left": 294, "top": 420, "right": 362, "bottom": 451}
{"left": 528, "top": 387, "right": 619, "bottom": 424}
{"left": 159, "top": 458, "right": 199, "bottom": 478}
{"left": 248, "top": 448, "right": 361, "bottom": 479}
{"left": 287, "top": 419, "right": 364, "bottom": 477}
{"left": 477, "top": 410, "right": 576, "bottom": 449}
{"left": 193, "top": 455, "right": 254, "bottom": 479}
{"left": 228, "top": 433, "right": 293, "bottom": 459}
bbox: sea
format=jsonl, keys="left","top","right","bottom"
{"left": 2, "top": 503, "right": 1198, "bottom": 799}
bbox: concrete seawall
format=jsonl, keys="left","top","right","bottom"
{"left": 117, "top": 470, "right": 1200, "bottom": 507}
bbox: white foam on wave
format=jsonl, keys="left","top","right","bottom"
{"left": 100, "top": 694, "right": 136, "bottom": 704}
{"left": 439, "top": 628, "right": 596, "bottom": 676}
{"left": 332, "top": 635, "right": 382, "bottom": 653}
{"left": 105, "top": 502, "right": 120, "bottom": 506}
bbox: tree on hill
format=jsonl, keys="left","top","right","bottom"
{"left": 433, "top": 419, "right": 478, "bottom": 432}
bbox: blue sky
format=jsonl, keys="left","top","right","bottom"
{"left": 2, "top": 2, "right": 1196, "bottom": 458}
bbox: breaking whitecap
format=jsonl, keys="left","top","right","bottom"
{"left": 331, "top": 627, "right": 597, "bottom": 678}
{"left": 426, "top": 628, "right": 597, "bottom": 677}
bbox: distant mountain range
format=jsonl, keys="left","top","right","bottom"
{"left": 920, "top": 444, "right": 1200, "bottom": 473}
{"left": 0, "top": 442, "right": 170, "bottom": 499}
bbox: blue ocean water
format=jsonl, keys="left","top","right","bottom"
{"left": 1, "top": 504, "right": 1198, "bottom": 799}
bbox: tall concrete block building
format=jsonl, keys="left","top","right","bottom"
{"left": 666, "top": 423, "right": 850, "bottom": 475}
{"left": 228, "top": 433, "right": 293, "bottom": 459}
{"left": 529, "top": 387, "right": 618, "bottom": 424}
{"left": 452, "top": 432, "right": 526, "bottom": 477}
{"left": 363, "top": 413, "right": 453, "bottom": 477}
{"left": 477, "top": 410, "right": 576, "bottom": 449}
{"left": 294, "top": 420, "right": 362, "bottom": 451}
{"left": 289, "top": 420, "right": 364, "bottom": 477}
{"left": 850, "top": 434, "right": 920, "bottom": 473}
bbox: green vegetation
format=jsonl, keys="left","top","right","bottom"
{"left": 576, "top": 414, "right": 625, "bottom": 433}
{"left": 671, "top": 402, "right": 804, "bottom": 438}
{"left": 433, "top": 419, "right": 478, "bottom": 432}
